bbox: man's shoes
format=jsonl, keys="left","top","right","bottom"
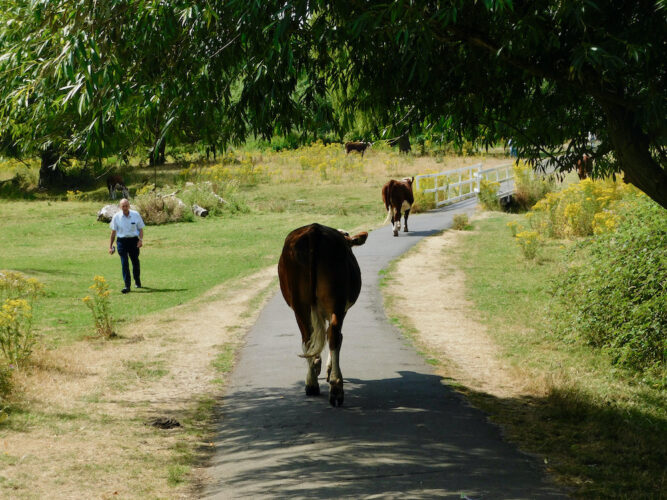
{"left": 121, "top": 288, "right": 130, "bottom": 294}
{"left": 135, "top": 281, "right": 142, "bottom": 288}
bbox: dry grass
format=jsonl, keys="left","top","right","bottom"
{"left": 383, "top": 222, "right": 537, "bottom": 399}
{"left": 0, "top": 267, "right": 276, "bottom": 499}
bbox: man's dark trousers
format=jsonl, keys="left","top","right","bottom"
{"left": 117, "top": 237, "right": 140, "bottom": 289}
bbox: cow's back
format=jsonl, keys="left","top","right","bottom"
{"left": 278, "top": 224, "right": 361, "bottom": 311}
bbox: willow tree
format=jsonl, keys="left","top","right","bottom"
{"left": 0, "top": 0, "right": 243, "bottom": 185}
{"left": 231, "top": 0, "right": 667, "bottom": 207}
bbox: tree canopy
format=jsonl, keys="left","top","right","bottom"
{"left": 0, "top": 0, "right": 665, "bottom": 207}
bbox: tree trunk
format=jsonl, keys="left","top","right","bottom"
{"left": 603, "top": 104, "right": 667, "bottom": 209}
{"left": 192, "top": 204, "right": 209, "bottom": 217}
{"left": 38, "top": 147, "right": 63, "bottom": 188}
{"left": 398, "top": 134, "right": 411, "bottom": 154}
{"left": 149, "top": 138, "right": 167, "bottom": 166}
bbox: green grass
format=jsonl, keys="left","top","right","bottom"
{"left": 0, "top": 199, "right": 381, "bottom": 346}
{"left": 454, "top": 214, "right": 667, "bottom": 498}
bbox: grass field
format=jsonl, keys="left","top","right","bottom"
{"left": 0, "top": 146, "right": 507, "bottom": 345}
{"left": 0, "top": 146, "right": 513, "bottom": 498}
{"left": 385, "top": 212, "right": 667, "bottom": 498}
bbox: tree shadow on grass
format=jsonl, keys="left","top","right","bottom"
{"left": 457, "top": 384, "right": 667, "bottom": 498}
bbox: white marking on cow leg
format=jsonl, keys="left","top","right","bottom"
{"left": 305, "top": 356, "right": 320, "bottom": 396}
{"left": 393, "top": 220, "right": 399, "bottom": 236}
{"left": 328, "top": 348, "right": 344, "bottom": 406}
{"left": 326, "top": 350, "right": 332, "bottom": 382}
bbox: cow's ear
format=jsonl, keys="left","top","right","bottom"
{"left": 348, "top": 232, "right": 368, "bottom": 246}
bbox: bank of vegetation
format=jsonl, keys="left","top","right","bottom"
{"left": 451, "top": 177, "right": 665, "bottom": 497}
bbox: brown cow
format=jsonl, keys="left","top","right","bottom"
{"left": 107, "top": 174, "right": 129, "bottom": 200}
{"left": 576, "top": 154, "right": 592, "bottom": 180}
{"left": 278, "top": 223, "right": 368, "bottom": 406}
{"left": 382, "top": 177, "right": 414, "bottom": 237}
{"left": 345, "top": 141, "right": 371, "bottom": 156}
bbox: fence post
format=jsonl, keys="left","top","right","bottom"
{"left": 434, "top": 174, "right": 438, "bottom": 206}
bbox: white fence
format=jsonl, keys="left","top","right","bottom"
{"left": 415, "top": 163, "right": 514, "bottom": 207}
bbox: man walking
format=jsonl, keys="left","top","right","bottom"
{"left": 109, "top": 198, "right": 145, "bottom": 294}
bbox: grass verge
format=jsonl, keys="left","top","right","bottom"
{"left": 384, "top": 212, "right": 666, "bottom": 498}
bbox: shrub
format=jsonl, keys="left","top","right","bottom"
{"left": 179, "top": 182, "right": 229, "bottom": 216}
{"left": 515, "top": 230, "right": 541, "bottom": 260}
{"left": 133, "top": 191, "right": 188, "bottom": 225}
{"left": 506, "top": 220, "right": 520, "bottom": 237}
{"left": 82, "top": 276, "right": 114, "bottom": 339}
{"left": 452, "top": 213, "right": 469, "bottom": 230}
{"left": 511, "top": 161, "right": 555, "bottom": 211}
{"left": 412, "top": 187, "right": 436, "bottom": 213}
{"left": 0, "top": 299, "right": 35, "bottom": 366}
{"left": 0, "top": 271, "right": 44, "bottom": 368}
{"left": 554, "top": 194, "right": 666, "bottom": 375}
{"left": 530, "top": 178, "right": 631, "bottom": 239}
{"left": 478, "top": 179, "right": 501, "bottom": 210}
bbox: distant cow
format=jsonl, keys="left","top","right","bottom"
{"left": 107, "top": 174, "right": 129, "bottom": 200}
{"left": 345, "top": 141, "right": 371, "bottom": 156}
{"left": 278, "top": 223, "right": 368, "bottom": 407}
{"left": 576, "top": 154, "right": 592, "bottom": 180}
{"left": 382, "top": 177, "right": 414, "bottom": 237}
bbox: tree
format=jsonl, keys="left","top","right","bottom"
{"left": 0, "top": 0, "right": 244, "bottom": 184}
{"left": 229, "top": 0, "right": 667, "bottom": 207}
{"left": 2, "top": 1, "right": 664, "bottom": 206}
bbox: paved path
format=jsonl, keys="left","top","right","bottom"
{"left": 204, "top": 199, "right": 566, "bottom": 499}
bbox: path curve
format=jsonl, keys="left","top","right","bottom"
{"left": 203, "top": 199, "right": 566, "bottom": 499}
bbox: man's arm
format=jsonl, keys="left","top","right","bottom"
{"left": 137, "top": 228, "right": 144, "bottom": 248}
{"left": 109, "top": 230, "right": 117, "bottom": 254}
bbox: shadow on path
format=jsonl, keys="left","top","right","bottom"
{"left": 205, "top": 371, "right": 566, "bottom": 499}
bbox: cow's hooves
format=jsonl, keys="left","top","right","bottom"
{"left": 305, "top": 385, "right": 320, "bottom": 396}
{"left": 329, "top": 383, "right": 344, "bottom": 406}
{"left": 404, "top": 228, "right": 408, "bottom": 232}
{"left": 329, "top": 391, "right": 344, "bottom": 407}
{"left": 393, "top": 231, "right": 398, "bottom": 237}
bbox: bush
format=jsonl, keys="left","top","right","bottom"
{"left": 452, "top": 213, "right": 469, "bottom": 230}
{"left": 133, "top": 191, "right": 188, "bottom": 225}
{"left": 514, "top": 230, "right": 541, "bottom": 260}
{"left": 530, "top": 178, "right": 632, "bottom": 238}
{"left": 511, "top": 161, "right": 555, "bottom": 211}
{"left": 554, "top": 194, "right": 666, "bottom": 375}
{"left": 412, "top": 187, "right": 436, "bottom": 213}
{"left": 478, "top": 179, "right": 501, "bottom": 210}
{"left": 82, "top": 276, "right": 114, "bottom": 339}
{"left": 0, "top": 271, "right": 44, "bottom": 367}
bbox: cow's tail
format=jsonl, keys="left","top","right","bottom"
{"left": 300, "top": 307, "right": 327, "bottom": 358}
{"left": 383, "top": 208, "right": 393, "bottom": 225}
{"left": 299, "top": 227, "right": 327, "bottom": 359}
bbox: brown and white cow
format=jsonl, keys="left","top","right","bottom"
{"left": 345, "top": 141, "right": 372, "bottom": 156}
{"left": 278, "top": 223, "right": 368, "bottom": 407}
{"left": 107, "top": 174, "right": 129, "bottom": 200}
{"left": 382, "top": 177, "right": 414, "bottom": 237}
{"left": 576, "top": 154, "right": 592, "bottom": 180}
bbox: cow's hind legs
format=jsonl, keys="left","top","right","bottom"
{"left": 305, "top": 355, "right": 322, "bottom": 396}
{"left": 327, "top": 314, "right": 344, "bottom": 406}
{"left": 393, "top": 210, "right": 402, "bottom": 237}
{"left": 404, "top": 209, "right": 410, "bottom": 232}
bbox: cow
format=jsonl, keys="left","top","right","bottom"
{"left": 382, "top": 177, "right": 414, "bottom": 237}
{"left": 107, "top": 174, "right": 129, "bottom": 200}
{"left": 278, "top": 223, "right": 368, "bottom": 407}
{"left": 576, "top": 154, "right": 592, "bottom": 180}
{"left": 344, "top": 141, "right": 372, "bottom": 156}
